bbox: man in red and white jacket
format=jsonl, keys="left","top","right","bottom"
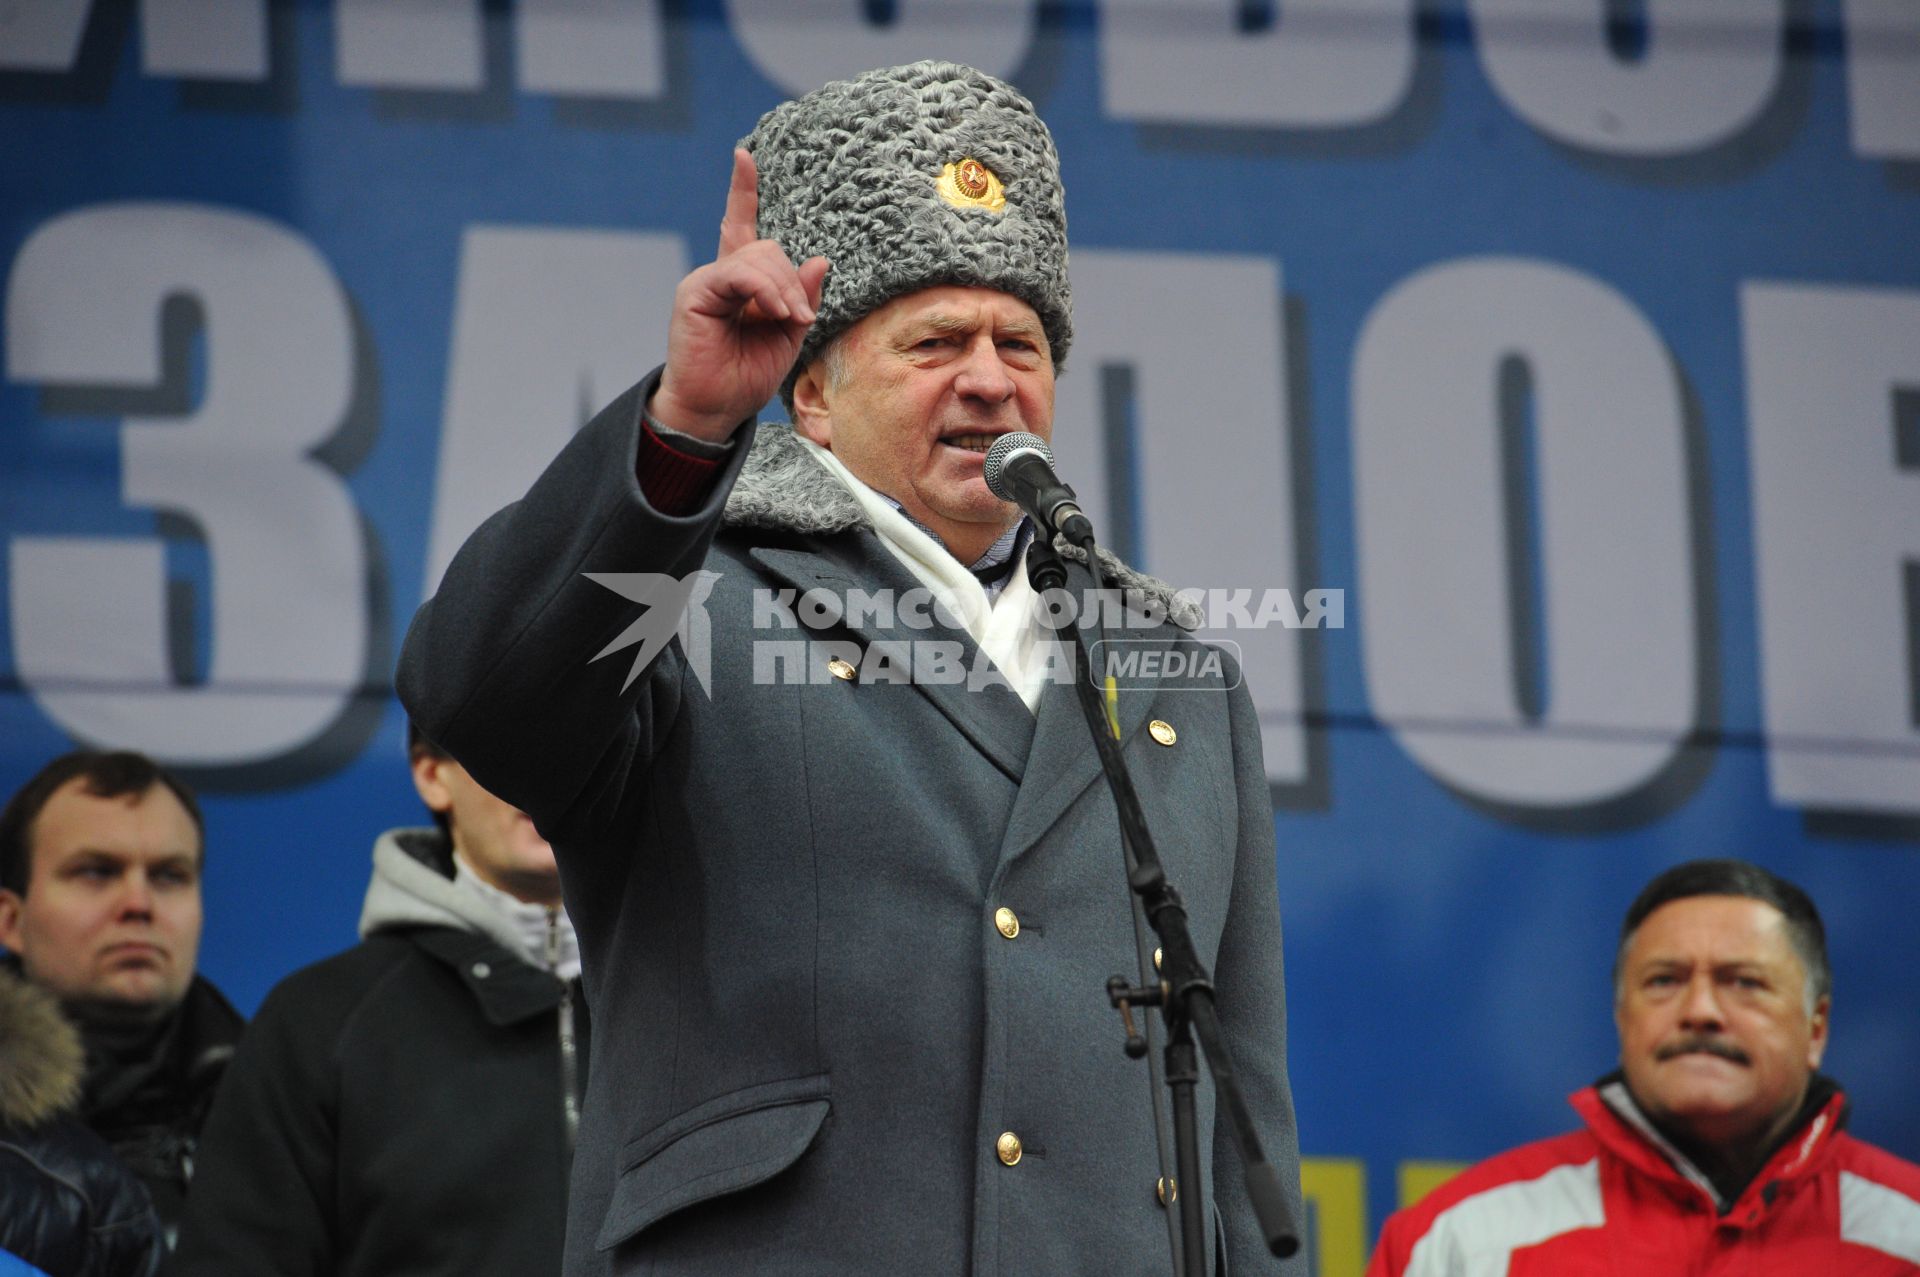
{"left": 1369, "top": 859, "right": 1920, "bottom": 1276}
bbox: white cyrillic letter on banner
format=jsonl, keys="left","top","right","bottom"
{"left": 1471, "top": 0, "right": 1783, "bottom": 155}
{"left": 1055, "top": 249, "right": 1306, "bottom": 785}
{"left": 6, "top": 204, "right": 365, "bottom": 763}
{"left": 1743, "top": 282, "right": 1920, "bottom": 814}
{"left": 729, "top": 0, "right": 1033, "bottom": 96}
{"left": 425, "top": 226, "right": 686, "bottom": 594}
{"left": 1352, "top": 257, "right": 1695, "bottom": 808}
{"left": 1100, "top": 0, "right": 1414, "bottom": 128}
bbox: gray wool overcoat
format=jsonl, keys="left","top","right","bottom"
{"left": 397, "top": 370, "right": 1305, "bottom": 1277}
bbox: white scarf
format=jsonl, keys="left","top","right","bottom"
{"left": 796, "top": 438, "right": 1053, "bottom": 712}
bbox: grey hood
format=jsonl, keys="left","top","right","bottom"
{"left": 358, "top": 828, "right": 549, "bottom": 966}
{"left": 721, "top": 423, "right": 1203, "bottom": 630}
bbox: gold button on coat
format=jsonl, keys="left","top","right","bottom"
{"left": 1157, "top": 1176, "right": 1178, "bottom": 1206}
{"left": 1148, "top": 719, "right": 1177, "bottom": 746}
{"left": 994, "top": 907, "right": 1020, "bottom": 939}
{"left": 996, "top": 1132, "right": 1023, "bottom": 1166}
{"left": 827, "top": 657, "right": 857, "bottom": 681}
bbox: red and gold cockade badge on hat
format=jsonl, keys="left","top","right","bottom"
{"left": 937, "top": 157, "right": 1007, "bottom": 212}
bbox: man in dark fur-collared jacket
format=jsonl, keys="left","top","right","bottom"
{"left": 0, "top": 750, "right": 241, "bottom": 1250}
{"left": 400, "top": 61, "right": 1304, "bottom": 1277}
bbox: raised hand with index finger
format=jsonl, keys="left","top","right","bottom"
{"left": 651, "top": 148, "right": 831, "bottom": 443}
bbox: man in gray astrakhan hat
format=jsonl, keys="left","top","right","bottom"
{"left": 400, "top": 60, "right": 1304, "bottom": 1275}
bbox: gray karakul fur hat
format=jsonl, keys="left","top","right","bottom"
{"left": 742, "top": 60, "right": 1072, "bottom": 401}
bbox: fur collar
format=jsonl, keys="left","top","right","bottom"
{"left": 0, "top": 968, "right": 84, "bottom": 1127}
{"left": 723, "top": 424, "right": 1202, "bottom": 630}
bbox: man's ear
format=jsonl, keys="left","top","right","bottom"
{"left": 791, "top": 361, "right": 833, "bottom": 447}
{"left": 1807, "top": 994, "right": 1831, "bottom": 1070}
{"left": 409, "top": 753, "right": 453, "bottom": 817}
{"left": 0, "top": 887, "right": 25, "bottom": 954}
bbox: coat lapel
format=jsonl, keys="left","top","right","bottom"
{"left": 997, "top": 558, "right": 1176, "bottom": 863}
{"left": 748, "top": 538, "right": 1035, "bottom": 784}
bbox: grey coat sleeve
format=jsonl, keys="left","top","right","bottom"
{"left": 396, "top": 368, "right": 754, "bottom": 841}
{"left": 1211, "top": 657, "right": 1308, "bottom": 1275}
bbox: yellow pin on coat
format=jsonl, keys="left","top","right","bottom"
{"left": 937, "top": 158, "right": 1007, "bottom": 212}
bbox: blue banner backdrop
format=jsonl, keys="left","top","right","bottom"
{"left": 3, "top": 3, "right": 1918, "bottom": 1271}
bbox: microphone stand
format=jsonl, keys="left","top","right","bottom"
{"left": 1025, "top": 537, "right": 1300, "bottom": 1276}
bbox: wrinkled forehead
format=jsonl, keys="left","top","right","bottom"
{"left": 1623, "top": 894, "right": 1800, "bottom": 971}
{"left": 861, "top": 285, "right": 1047, "bottom": 337}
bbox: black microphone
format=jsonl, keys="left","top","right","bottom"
{"left": 983, "top": 432, "right": 1094, "bottom": 548}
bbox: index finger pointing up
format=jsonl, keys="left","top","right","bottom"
{"left": 718, "top": 147, "right": 760, "bottom": 259}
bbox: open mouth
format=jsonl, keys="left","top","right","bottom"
{"left": 939, "top": 432, "right": 999, "bottom": 454}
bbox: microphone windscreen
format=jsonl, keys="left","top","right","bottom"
{"left": 983, "top": 432, "right": 1054, "bottom": 502}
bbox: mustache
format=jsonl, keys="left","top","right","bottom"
{"left": 1656, "top": 1036, "right": 1751, "bottom": 1066}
